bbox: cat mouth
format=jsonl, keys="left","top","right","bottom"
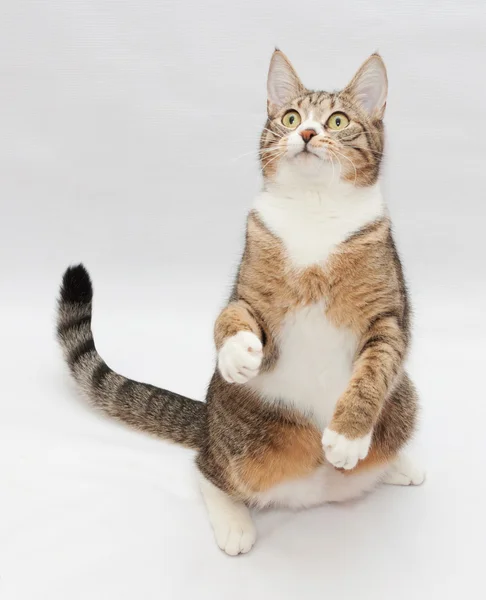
{"left": 295, "top": 147, "right": 325, "bottom": 161}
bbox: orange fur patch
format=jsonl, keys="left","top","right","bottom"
{"left": 206, "top": 211, "right": 414, "bottom": 496}
{"left": 233, "top": 421, "right": 324, "bottom": 494}
{"left": 343, "top": 447, "right": 394, "bottom": 475}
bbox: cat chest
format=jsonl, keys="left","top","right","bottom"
{"left": 248, "top": 303, "right": 358, "bottom": 430}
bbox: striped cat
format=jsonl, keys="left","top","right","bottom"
{"left": 57, "top": 50, "right": 424, "bottom": 556}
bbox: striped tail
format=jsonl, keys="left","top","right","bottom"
{"left": 56, "top": 265, "right": 206, "bottom": 450}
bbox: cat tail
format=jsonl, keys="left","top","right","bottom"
{"left": 56, "top": 264, "right": 206, "bottom": 450}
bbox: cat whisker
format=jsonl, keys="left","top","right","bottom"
{"left": 342, "top": 145, "right": 386, "bottom": 157}
{"left": 261, "top": 149, "right": 286, "bottom": 171}
{"left": 261, "top": 127, "right": 285, "bottom": 139}
{"left": 232, "top": 146, "right": 282, "bottom": 162}
{"left": 326, "top": 148, "right": 340, "bottom": 189}
{"left": 262, "top": 148, "right": 285, "bottom": 163}
{"left": 260, "top": 145, "right": 284, "bottom": 153}
{"left": 338, "top": 131, "right": 384, "bottom": 155}
{"left": 338, "top": 129, "right": 377, "bottom": 141}
{"left": 328, "top": 146, "right": 358, "bottom": 186}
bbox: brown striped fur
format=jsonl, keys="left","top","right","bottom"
{"left": 207, "top": 213, "right": 416, "bottom": 493}
{"left": 56, "top": 51, "right": 418, "bottom": 530}
{"left": 261, "top": 52, "right": 386, "bottom": 185}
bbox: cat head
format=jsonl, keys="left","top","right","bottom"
{"left": 261, "top": 50, "right": 387, "bottom": 188}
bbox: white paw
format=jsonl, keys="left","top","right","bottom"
{"left": 383, "top": 454, "right": 426, "bottom": 486}
{"left": 200, "top": 475, "right": 257, "bottom": 556}
{"left": 218, "top": 331, "right": 263, "bottom": 384}
{"left": 322, "top": 428, "right": 372, "bottom": 470}
{"left": 212, "top": 513, "right": 257, "bottom": 556}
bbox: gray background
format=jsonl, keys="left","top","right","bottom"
{"left": 1, "top": 1, "right": 485, "bottom": 599}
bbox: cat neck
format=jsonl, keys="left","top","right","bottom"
{"left": 254, "top": 174, "right": 386, "bottom": 268}
{"left": 262, "top": 161, "right": 383, "bottom": 207}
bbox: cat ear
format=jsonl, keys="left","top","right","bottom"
{"left": 267, "top": 49, "right": 305, "bottom": 117}
{"left": 345, "top": 54, "right": 388, "bottom": 119}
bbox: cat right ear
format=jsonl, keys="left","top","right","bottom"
{"left": 344, "top": 54, "right": 388, "bottom": 120}
{"left": 267, "top": 50, "right": 305, "bottom": 117}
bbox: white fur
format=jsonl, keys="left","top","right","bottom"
{"left": 247, "top": 303, "right": 357, "bottom": 430}
{"left": 218, "top": 331, "right": 263, "bottom": 384}
{"left": 244, "top": 175, "right": 386, "bottom": 508}
{"left": 295, "top": 115, "right": 324, "bottom": 138}
{"left": 253, "top": 462, "right": 387, "bottom": 509}
{"left": 284, "top": 117, "right": 326, "bottom": 162}
{"left": 383, "top": 454, "right": 426, "bottom": 486}
{"left": 248, "top": 178, "right": 384, "bottom": 428}
{"left": 254, "top": 180, "right": 385, "bottom": 268}
{"left": 199, "top": 474, "right": 256, "bottom": 556}
{"left": 322, "top": 429, "right": 372, "bottom": 470}
{"left": 245, "top": 305, "right": 379, "bottom": 506}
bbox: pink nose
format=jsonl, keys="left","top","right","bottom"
{"left": 300, "top": 129, "right": 317, "bottom": 143}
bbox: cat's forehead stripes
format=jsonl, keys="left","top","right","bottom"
{"left": 285, "top": 92, "right": 363, "bottom": 126}
{"left": 261, "top": 52, "right": 387, "bottom": 186}
{"left": 260, "top": 86, "right": 385, "bottom": 186}
{"left": 294, "top": 92, "right": 334, "bottom": 120}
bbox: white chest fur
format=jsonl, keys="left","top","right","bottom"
{"left": 253, "top": 181, "right": 384, "bottom": 268}
{"left": 247, "top": 303, "right": 357, "bottom": 430}
{"left": 249, "top": 181, "right": 384, "bottom": 427}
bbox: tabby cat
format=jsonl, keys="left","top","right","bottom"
{"left": 57, "top": 50, "right": 425, "bottom": 556}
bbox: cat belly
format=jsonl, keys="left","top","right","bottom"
{"left": 247, "top": 303, "right": 358, "bottom": 430}
{"left": 251, "top": 462, "right": 387, "bottom": 509}
{"left": 244, "top": 304, "right": 385, "bottom": 509}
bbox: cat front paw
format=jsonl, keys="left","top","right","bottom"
{"left": 322, "top": 428, "right": 372, "bottom": 470}
{"left": 218, "top": 331, "right": 263, "bottom": 384}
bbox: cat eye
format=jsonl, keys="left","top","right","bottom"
{"left": 326, "top": 112, "right": 350, "bottom": 130}
{"left": 281, "top": 110, "right": 301, "bottom": 129}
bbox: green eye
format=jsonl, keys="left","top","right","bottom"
{"left": 327, "top": 112, "right": 349, "bottom": 130}
{"left": 282, "top": 110, "right": 301, "bottom": 129}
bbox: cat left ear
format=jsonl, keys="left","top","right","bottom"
{"left": 267, "top": 49, "right": 305, "bottom": 117}
{"left": 345, "top": 54, "right": 388, "bottom": 119}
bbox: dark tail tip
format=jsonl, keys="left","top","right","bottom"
{"left": 60, "top": 264, "right": 93, "bottom": 304}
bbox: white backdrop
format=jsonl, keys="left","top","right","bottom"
{"left": 1, "top": 1, "right": 485, "bottom": 598}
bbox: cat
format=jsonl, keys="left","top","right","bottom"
{"left": 57, "top": 49, "right": 425, "bottom": 556}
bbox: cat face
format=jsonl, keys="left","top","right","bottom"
{"left": 261, "top": 51, "right": 387, "bottom": 188}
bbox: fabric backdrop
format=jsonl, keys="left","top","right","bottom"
{"left": 1, "top": 1, "right": 484, "bottom": 598}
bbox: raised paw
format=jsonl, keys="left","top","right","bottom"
{"left": 218, "top": 331, "right": 263, "bottom": 384}
{"left": 322, "top": 428, "right": 372, "bottom": 470}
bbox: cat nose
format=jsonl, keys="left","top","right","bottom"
{"left": 300, "top": 129, "right": 317, "bottom": 143}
